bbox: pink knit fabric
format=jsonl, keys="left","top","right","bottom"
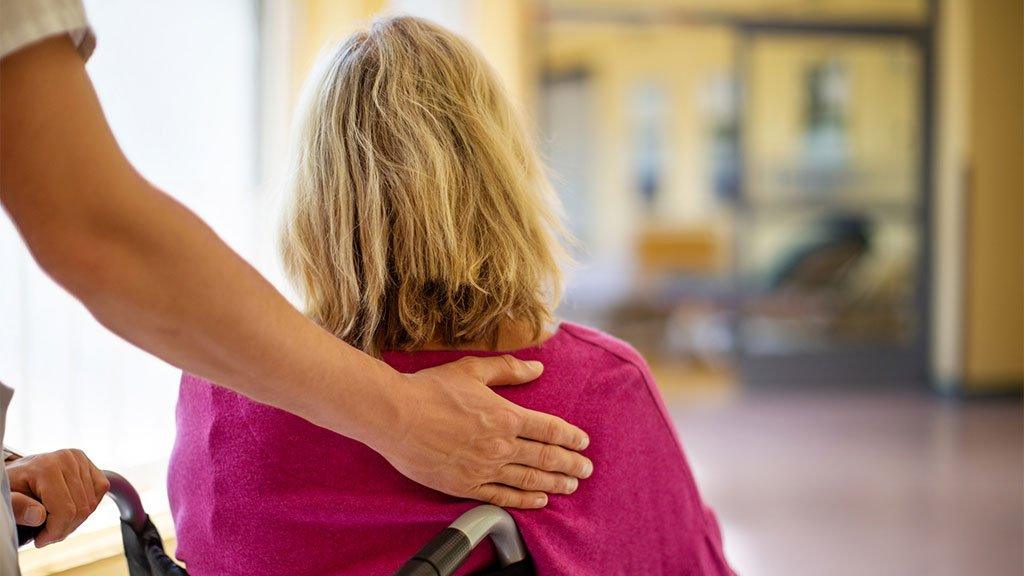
{"left": 168, "top": 322, "right": 734, "bottom": 575}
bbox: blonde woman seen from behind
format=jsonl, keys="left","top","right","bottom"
{"left": 169, "top": 16, "right": 734, "bottom": 576}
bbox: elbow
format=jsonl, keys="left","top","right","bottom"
{"left": 2, "top": 180, "right": 114, "bottom": 296}
{"left": 18, "top": 208, "right": 124, "bottom": 302}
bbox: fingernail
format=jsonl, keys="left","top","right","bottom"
{"left": 582, "top": 460, "right": 594, "bottom": 478}
{"left": 24, "top": 505, "right": 45, "bottom": 525}
{"left": 566, "top": 478, "right": 578, "bottom": 493}
{"left": 535, "top": 494, "right": 547, "bottom": 507}
{"left": 526, "top": 360, "right": 544, "bottom": 374}
{"left": 580, "top": 435, "right": 590, "bottom": 450}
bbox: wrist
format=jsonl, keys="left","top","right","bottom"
{"left": 345, "top": 359, "right": 408, "bottom": 449}
{"left": 299, "top": 347, "right": 406, "bottom": 448}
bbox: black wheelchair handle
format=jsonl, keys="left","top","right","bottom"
{"left": 16, "top": 522, "right": 44, "bottom": 547}
{"left": 103, "top": 470, "right": 148, "bottom": 532}
{"left": 17, "top": 470, "right": 147, "bottom": 547}
{"left": 394, "top": 505, "right": 528, "bottom": 576}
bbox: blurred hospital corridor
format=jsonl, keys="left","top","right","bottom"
{"left": 4, "top": 0, "right": 1022, "bottom": 574}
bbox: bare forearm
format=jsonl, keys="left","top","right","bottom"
{"left": 48, "top": 179, "right": 393, "bottom": 436}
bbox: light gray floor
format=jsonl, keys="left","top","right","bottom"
{"left": 670, "top": 388, "right": 1023, "bottom": 576}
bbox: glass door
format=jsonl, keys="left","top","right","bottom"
{"left": 735, "top": 32, "right": 927, "bottom": 383}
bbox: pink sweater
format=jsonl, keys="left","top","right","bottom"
{"left": 168, "top": 322, "right": 733, "bottom": 575}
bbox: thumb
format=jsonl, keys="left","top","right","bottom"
{"left": 11, "top": 492, "right": 47, "bottom": 526}
{"left": 479, "top": 356, "right": 544, "bottom": 388}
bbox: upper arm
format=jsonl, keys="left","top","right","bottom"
{"left": 1, "top": 36, "right": 140, "bottom": 249}
{"left": 1, "top": 35, "right": 159, "bottom": 287}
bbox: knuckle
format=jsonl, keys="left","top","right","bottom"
{"left": 497, "top": 409, "right": 521, "bottom": 432}
{"left": 480, "top": 437, "right": 511, "bottom": 460}
{"left": 500, "top": 354, "right": 519, "bottom": 374}
{"left": 558, "top": 476, "right": 570, "bottom": 492}
{"left": 473, "top": 464, "right": 493, "bottom": 481}
{"left": 454, "top": 357, "right": 483, "bottom": 381}
{"left": 468, "top": 369, "right": 486, "bottom": 384}
{"left": 56, "top": 450, "right": 77, "bottom": 467}
{"left": 571, "top": 457, "right": 587, "bottom": 476}
{"left": 494, "top": 438, "right": 513, "bottom": 459}
{"left": 546, "top": 418, "right": 563, "bottom": 442}
{"left": 539, "top": 445, "right": 558, "bottom": 470}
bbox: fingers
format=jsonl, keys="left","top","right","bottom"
{"left": 67, "top": 450, "right": 94, "bottom": 508}
{"left": 60, "top": 456, "right": 90, "bottom": 523}
{"left": 513, "top": 438, "right": 593, "bottom": 479}
{"left": 473, "top": 484, "right": 549, "bottom": 510}
{"left": 75, "top": 449, "right": 109, "bottom": 506}
{"left": 10, "top": 492, "right": 46, "bottom": 526}
{"left": 32, "top": 466, "right": 75, "bottom": 547}
{"left": 498, "top": 464, "right": 578, "bottom": 495}
{"left": 462, "top": 355, "right": 544, "bottom": 387}
{"left": 385, "top": 358, "right": 595, "bottom": 509}
{"left": 517, "top": 407, "right": 590, "bottom": 451}
{"left": 88, "top": 459, "right": 111, "bottom": 502}
{"left": 20, "top": 449, "right": 105, "bottom": 547}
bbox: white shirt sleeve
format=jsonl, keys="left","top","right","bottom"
{"left": 0, "top": 0, "right": 95, "bottom": 61}
{"left": 0, "top": 383, "right": 17, "bottom": 576}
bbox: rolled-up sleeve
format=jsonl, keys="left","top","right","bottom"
{"left": 0, "top": 0, "right": 95, "bottom": 61}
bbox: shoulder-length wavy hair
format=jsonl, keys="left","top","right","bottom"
{"left": 280, "top": 15, "right": 569, "bottom": 356}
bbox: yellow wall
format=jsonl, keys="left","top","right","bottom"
{"left": 963, "top": 0, "right": 1024, "bottom": 387}
{"left": 289, "top": 0, "right": 530, "bottom": 110}
{"left": 290, "top": 0, "right": 388, "bottom": 102}
{"left": 467, "top": 1, "right": 531, "bottom": 107}
{"left": 936, "top": 0, "right": 1024, "bottom": 390}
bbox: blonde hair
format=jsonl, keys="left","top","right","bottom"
{"left": 280, "top": 15, "right": 568, "bottom": 356}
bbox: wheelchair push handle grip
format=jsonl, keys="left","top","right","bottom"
{"left": 16, "top": 470, "right": 147, "bottom": 547}
{"left": 394, "top": 505, "right": 528, "bottom": 576}
{"left": 16, "top": 523, "right": 44, "bottom": 547}
{"left": 103, "top": 470, "right": 148, "bottom": 532}
{"left": 395, "top": 527, "right": 474, "bottom": 576}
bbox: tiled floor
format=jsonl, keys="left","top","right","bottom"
{"left": 668, "top": 388, "right": 1023, "bottom": 576}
